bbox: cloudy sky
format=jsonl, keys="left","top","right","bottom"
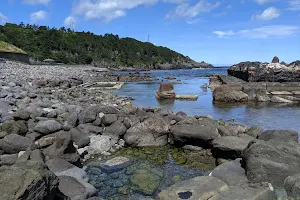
{"left": 1, "top": 0, "right": 299, "bottom": 65}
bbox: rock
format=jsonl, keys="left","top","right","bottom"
{"left": 43, "top": 131, "right": 80, "bottom": 165}
{"left": 211, "top": 136, "right": 253, "bottom": 159}
{"left": 270, "top": 96, "right": 293, "bottom": 103}
{"left": 210, "top": 159, "right": 248, "bottom": 186}
{"left": 1, "top": 120, "right": 28, "bottom": 135}
{"left": 272, "top": 56, "right": 280, "bottom": 63}
{"left": 124, "top": 114, "right": 170, "bottom": 146}
{"left": 78, "top": 106, "right": 99, "bottom": 124}
{"left": 213, "top": 85, "right": 248, "bottom": 102}
{"left": 77, "top": 124, "right": 102, "bottom": 135}
{"left": 217, "top": 124, "right": 246, "bottom": 136}
{"left": 67, "top": 112, "right": 78, "bottom": 127}
{"left": 88, "top": 135, "right": 116, "bottom": 155}
{"left": 243, "top": 139, "right": 300, "bottom": 187}
{"left": 34, "top": 120, "right": 62, "bottom": 135}
{"left": 0, "top": 131, "right": 8, "bottom": 139}
{"left": 130, "top": 169, "right": 162, "bottom": 195}
{"left": 0, "top": 161, "right": 59, "bottom": 200}
{"left": 58, "top": 176, "right": 96, "bottom": 200}
{"left": 102, "top": 114, "right": 118, "bottom": 126}
{"left": 0, "top": 134, "right": 32, "bottom": 154}
{"left": 0, "top": 154, "right": 18, "bottom": 165}
{"left": 30, "top": 149, "right": 45, "bottom": 163}
{"left": 220, "top": 182, "right": 275, "bottom": 200}
{"left": 36, "top": 135, "right": 56, "bottom": 148}
{"left": 69, "top": 128, "right": 90, "bottom": 148}
{"left": 123, "top": 115, "right": 140, "bottom": 128}
{"left": 103, "top": 121, "right": 127, "bottom": 136}
{"left": 258, "top": 130, "right": 298, "bottom": 142}
{"left": 171, "top": 123, "right": 220, "bottom": 148}
{"left": 155, "top": 82, "right": 176, "bottom": 100}
{"left": 157, "top": 176, "right": 229, "bottom": 200}
{"left": 99, "top": 156, "right": 132, "bottom": 172}
{"left": 284, "top": 174, "right": 300, "bottom": 199}
{"left": 182, "top": 145, "right": 203, "bottom": 151}
{"left": 98, "top": 105, "right": 119, "bottom": 114}
{"left": 246, "top": 126, "right": 264, "bottom": 138}
{"left": 13, "top": 110, "right": 31, "bottom": 120}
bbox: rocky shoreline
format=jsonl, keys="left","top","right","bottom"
{"left": 0, "top": 61, "right": 300, "bottom": 199}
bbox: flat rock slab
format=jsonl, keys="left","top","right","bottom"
{"left": 99, "top": 156, "right": 132, "bottom": 172}
{"left": 270, "top": 91, "right": 293, "bottom": 95}
{"left": 291, "top": 91, "right": 300, "bottom": 95}
{"left": 157, "top": 176, "right": 229, "bottom": 200}
{"left": 210, "top": 159, "right": 248, "bottom": 186}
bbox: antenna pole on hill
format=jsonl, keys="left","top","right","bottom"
{"left": 147, "top": 35, "right": 150, "bottom": 43}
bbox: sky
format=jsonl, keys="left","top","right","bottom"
{"left": 0, "top": 0, "right": 299, "bottom": 65}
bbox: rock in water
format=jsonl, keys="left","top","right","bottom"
{"left": 0, "top": 161, "right": 59, "bottom": 200}
{"left": 213, "top": 85, "right": 248, "bottom": 102}
{"left": 272, "top": 56, "right": 280, "bottom": 63}
{"left": 155, "top": 83, "right": 176, "bottom": 100}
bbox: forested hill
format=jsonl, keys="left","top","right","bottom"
{"left": 0, "top": 23, "right": 206, "bottom": 69}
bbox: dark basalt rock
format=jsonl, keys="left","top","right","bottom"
{"left": 272, "top": 56, "right": 279, "bottom": 63}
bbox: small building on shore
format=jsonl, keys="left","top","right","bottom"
{"left": 43, "top": 59, "right": 56, "bottom": 65}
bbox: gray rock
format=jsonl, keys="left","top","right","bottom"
{"left": 124, "top": 114, "right": 169, "bottom": 146}
{"left": 0, "top": 131, "right": 8, "bottom": 139}
{"left": 211, "top": 136, "right": 253, "bottom": 159}
{"left": 13, "top": 110, "right": 31, "bottom": 120}
{"left": 99, "top": 156, "right": 132, "bottom": 172}
{"left": 34, "top": 120, "right": 62, "bottom": 135}
{"left": 123, "top": 115, "right": 140, "bottom": 129}
{"left": 67, "top": 112, "right": 78, "bottom": 127}
{"left": 1, "top": 120, "right": 28, "bottom": 135}
{"left": 26, "top": 132, "right": 41, "bottom": 141}
{"left": 30, "top": 149, "right": 45, "bottom": 163}
{"left": 210, "top": 159, "right": 248, "bottom": 186}
{"left": 0, "top": 161, "right": 59, "bottom": 200}
{"left": 0, "top": 134, "right": 32, "bottom": 154}
{"left": 157, "top": 176, "right": 229, "bottom": 200}
{"left": 78, "top": 106, "right": 99, "bottom": 124}
{"left": 246, "top": 126, "right": 264, "bottom": 138}
{"left": 69, "top": 128, "right": 90, "bottom": 148}
{"left": 98, "top": 106, "right": 119, "bottom": 114}
{"left": 284, "top": 174, "right": 300, "bottom": 199}
{"left": 183, "top": 145, "right": 203, "bottom": 151}
{"left": 243, "top": 139, "right": 300, "bottom": 187}
{"left": 46, "top": 158, "right": 96, "bottom": 198}
{"left": 217, "top": 124, "right": 246, "bottom": 136}
{"left": 102, "top": 114, "right": 118, "bottom": 126}
{"left": 36, "top": 135, "right": 56, "bottom": 148}
{"left": 0, "top": 154, "right": 18, "bottom": 165}
{"left": 88, "top": 135, "right": 116, "bottom": 155}
{"left": 43, "top": 131, "right": 80, "bottom": 165}
{"left": 77, "top": 124, "right": 102, "bottom": 135}
{"left": 171, "top": 123, "right": 220, "bottom": 148}
{"left": 258, "top": 130, "right": 298, "bottom": 142}
{"left": 213, "top": 85, "right": 248, "bottom": 102}
{"left": 103, "top": 121, "right": 127, "bottom": 136}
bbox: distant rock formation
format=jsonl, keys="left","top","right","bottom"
{"left": 156, "top": 83, "right": 176, "bottom": 100}
{"left": 272, "top": 56, "right": 279, "bottom": 63}
{"left": 228, "top": 59, "right": 300, "bottom": 82}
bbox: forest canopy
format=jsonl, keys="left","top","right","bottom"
{"left": 0, "top": 23, "right": 193, "bottom": 66}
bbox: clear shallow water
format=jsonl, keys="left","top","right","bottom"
{"left": 114, "top": 68, "right": 300, "bottom": 133}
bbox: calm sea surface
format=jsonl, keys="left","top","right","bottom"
{"left": 114, "top": 68, "right": 300, "bottom": 133}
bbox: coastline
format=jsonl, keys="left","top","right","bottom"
{"left": 0, "top": 60, "right": 299, "bottom": 199}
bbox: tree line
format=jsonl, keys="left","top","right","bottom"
{"left": 0, "top": 22, "right": 192, "bottom": 67}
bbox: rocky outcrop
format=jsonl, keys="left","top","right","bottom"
{"left": 155, "top": 82, "right": 176, "bottom": 100}
{"left": 0, "top": 161, "right": 60, "bottom": 200}
{"left": 272, "top": 56, "right": 279, "bottom": 63}
{"left": 228, "top": 59, "right": 300, "bottom": 82}
{"left": 213, "top": 85, "right": 248, "bottom": 102}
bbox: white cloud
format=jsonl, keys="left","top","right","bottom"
{"left": 213, "top": 25, "right": 299, "bottom": 39}
{"left": 165, "top": 0, "right": 220, "bottom": 19}
{"left": 30, "top": 10, "right": 48, "bottom": 22}
{"left": 0, "top": 12, "right": 8, "bottom": 24}
{"left": 64, "top": 16, "right": 76, "bottom": 28}
{"left": 287, "top": 0, "right": 300, "bottom": 10}
{"left": 255, "top": 0, "right": 275, "bottom": 5}
{"left": 23, "top": 0, "right": 50, "bottom": 5}
{"left": 72, "top": 0, "right": 160, "bottom": 22}
{"left": 252, "top": 7, "right": 280, "bottom": 20}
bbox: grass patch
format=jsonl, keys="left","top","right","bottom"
{"left": 0, "top": 41, "right": 27, "bottom": 54}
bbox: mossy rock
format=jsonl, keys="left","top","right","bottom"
{"left": 130, "top": 169, "right": 162, "bottom": 195}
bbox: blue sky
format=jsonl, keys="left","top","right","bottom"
{"left": 0, "top": 0, "right": 299, "bottom": 65}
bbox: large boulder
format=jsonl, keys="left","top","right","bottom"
{"left": 243, "top": 139, "right": 300, "bottom": 187}
{"left": 213, "top": 85, "right": 248, "bottom": 102}
{"left": 211, "top": 136, "right": 253, "bottom": 159}
{"left": 78, "top": 106, "right": 99, "bottom": 124}
{"left": 171, "top": 122, "right": 220, "bottom": 147}
{"left": 34, "top": 120, "right": 62, "bottom": 135}
{"left": 124, "top": 115, "right": 170, "bottom": 146}
{"left": 284, "top": 174, "right": 300, "bottom": 199}
{"left": 102, "top": 114, "right": 118, "bottom": 126}
{"left": 46, "top": 158, "right": 96, "bottom": 199}
{"left": 0, "top": 161, "right": 59, "bottom": 200}
{"left": 43, "top": 131, "right": 80, "bottom": 165}
{"left": 155, "top": 82, "right": 176, "bottom": 100}
{"left": 157, "top": 176, "right": 229, "bottom": 200}
{"left": 272, "top": 56, "right": 280, "bottom": 63}
{"left": 0, "top": 134, "right": 32, "bottom": 154}
{"left": 258, "top": 130, "right": 298, "bottom": 142}
{"left": 103, "top": 121, "right": 127, "bottom": 136}
{"left": 1, "top": 120, "right": 28, "bottom": 135}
